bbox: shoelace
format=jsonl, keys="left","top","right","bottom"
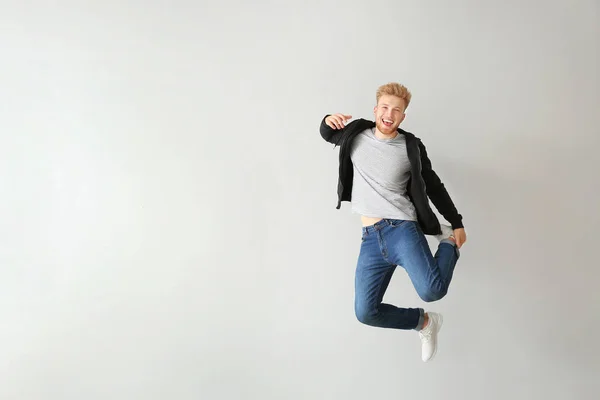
{"left": 419, "top": 329, "right": 432, "bottom": 342}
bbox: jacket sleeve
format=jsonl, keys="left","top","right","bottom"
{"left": 319, "top": 115, "right": 345, "bottom": 146}
{"left": 418, "top": 140, "right": 464, "bottom": 229}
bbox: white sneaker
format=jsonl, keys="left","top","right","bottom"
{"left": 418, "top": 312, "right": 443, "bottom": 362}
{"left": 435, "top": 224, "right": 454, "bottom": 242}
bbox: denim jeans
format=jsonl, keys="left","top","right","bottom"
{"left": 354, "top": 219, "right": 460, "bottom": 331}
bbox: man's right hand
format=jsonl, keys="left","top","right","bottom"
{"left": 325, "top": 114, "right": 352, "bottom": 130}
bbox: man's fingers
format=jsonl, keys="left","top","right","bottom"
{"left": 337, "top": 114, "right": 352, "bottom": 124}
{"left": 332, "top": 116, "right": 345, "bottom": 129}
{"left": 339, "top": 114, "right": 352, "bottom": 126}
{"left": 326, "top": 113, "right": 352, "bottom": 130}
{"left": 326, "top": 117, "right": 341, "bottom": 129}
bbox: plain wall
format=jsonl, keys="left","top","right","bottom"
{"left": 1, "top": 1, "right": 598, "bottom": 399}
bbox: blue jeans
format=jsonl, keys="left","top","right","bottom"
{"left": 354, "top": 219, "right": 460, "bottom": 331}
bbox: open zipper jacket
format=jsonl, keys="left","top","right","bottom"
{"left": 320, "top": 115, "right": 463, "bottom": 235}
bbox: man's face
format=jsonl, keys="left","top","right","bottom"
{"left": 373, "top": 94, "right": 406, "bottom": 135}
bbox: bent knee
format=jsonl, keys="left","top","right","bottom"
{"left": 355, "top": 306, "right": 378, "bottom": 325}
{"left": 418, "top": 288, "right": 448, "bottom": 303}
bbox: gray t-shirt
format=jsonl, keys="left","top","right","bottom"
{"left": 349, "top": 128, "right": 417, "bottom": 221}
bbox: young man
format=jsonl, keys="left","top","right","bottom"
{"left": 319, "top": 82, "right": 466, "bottom": 362}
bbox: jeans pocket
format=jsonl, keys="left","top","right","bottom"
{"left": 388, "top": 219, "right": 407, "bottom": 227}
{"left": 361, "top": 230, "right": 368, "bottom": 242}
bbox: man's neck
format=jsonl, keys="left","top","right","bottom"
{"left": 374, "top": 127, "right": 399, "bottom": 140}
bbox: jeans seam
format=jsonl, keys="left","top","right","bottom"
{"left": 372, "top": 230, "right": 392, "bottom": 315}
{"left": 371, "top": 264, "right": 395, "bottom": 319}
{"left": 377, "top": 230, "right": 389, "bottom": 262}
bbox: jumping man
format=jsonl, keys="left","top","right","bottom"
{"left": 319, "top": 82, "right": 467, "bottom": 362}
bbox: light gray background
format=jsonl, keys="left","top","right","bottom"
{"left": 1, "top": 1, "right": 598, "bottom": 399}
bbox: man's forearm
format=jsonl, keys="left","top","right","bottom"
{"left": 426, "top": 176, "right": 464, "bottom": 229}
{"left": 418, "top": 141, "right": 464, "bottom": 229}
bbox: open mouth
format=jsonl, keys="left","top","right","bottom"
{"left": 382, "top": 118, "right": 393, "bottom": 128}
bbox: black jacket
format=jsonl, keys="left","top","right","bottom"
{"left": 319, "top": 115, "right": 463, "bottom": 235}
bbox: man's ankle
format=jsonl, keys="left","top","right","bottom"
{"left": 422, "top": 313, "right": 429, "bottom": 329}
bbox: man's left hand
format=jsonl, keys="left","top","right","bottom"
{"left": 453, "top": 228, "right": 467, "bottom": 248}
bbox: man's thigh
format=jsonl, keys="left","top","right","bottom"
{"left": 355, "top": 229, "right": 396, "bottom": 310}
{"left": 385, "top": 221, "right": 442, "bottom": 299}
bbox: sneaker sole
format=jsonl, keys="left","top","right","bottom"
{"left": 429, "top": 314, "right": 443, "bottom": 361}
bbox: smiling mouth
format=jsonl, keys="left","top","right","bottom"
{"left": 382, "top": 118, "right": 393, "bottom": 127}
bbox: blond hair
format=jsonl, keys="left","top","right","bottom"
{"left": 376, "top": 82, "right": 412, "bottom": 109}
